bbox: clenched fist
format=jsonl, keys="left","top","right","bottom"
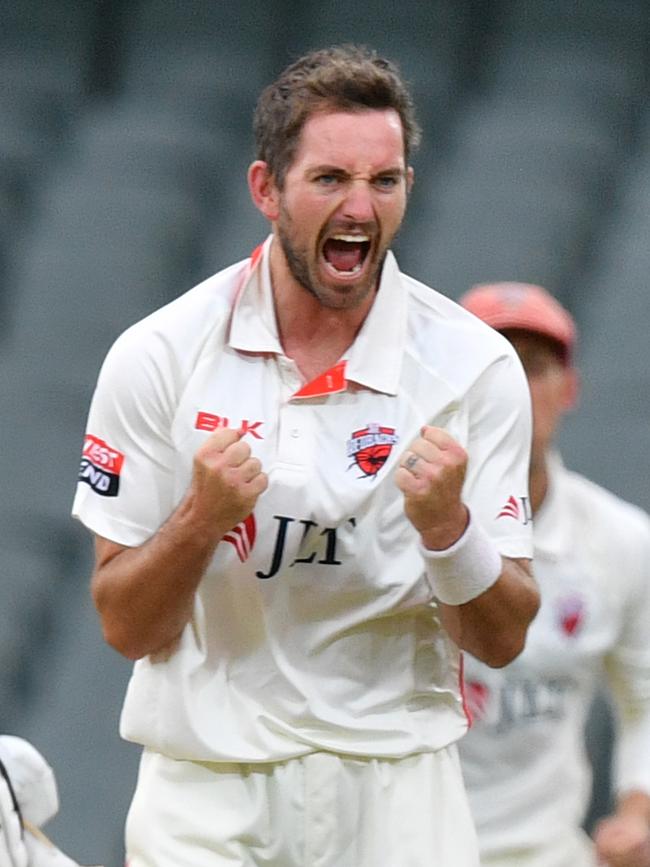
{"left": 395, "top": 425, "right": 469, "bottom": 550}
{"left": 191, "top": 428, "right": 268, "bottom": 536}
{"left": 594, "top": 811, "right": 650, "bottom": 867}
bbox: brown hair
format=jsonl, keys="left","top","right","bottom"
{"left": 253, "top": 44, "right": 421, "bottom": 187}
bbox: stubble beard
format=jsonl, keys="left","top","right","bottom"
{"left": 276, "top": 206, "right": 391, "bottom": 311}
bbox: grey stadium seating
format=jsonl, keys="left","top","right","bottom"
{"left": 1, "top": 2, "right": 649, "bottom": 863}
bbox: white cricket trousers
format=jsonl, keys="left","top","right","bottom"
{"left": 125, "top": 745, "right": 480, "bottom": 867}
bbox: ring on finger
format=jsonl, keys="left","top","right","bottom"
{"left": 405, "top": 454, "right": 419, "bottom": 472}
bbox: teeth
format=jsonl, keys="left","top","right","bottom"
{"left": 328, "top": 262, "right": 363, "bottom": 275}
{"left": 331, "top": 234, "right": 370, "bottom": 243}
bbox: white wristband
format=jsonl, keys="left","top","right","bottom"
{"left": 420, "top": 513, "right": 502, "bottom": 605}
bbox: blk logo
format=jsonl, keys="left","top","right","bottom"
{"left": 195, "top": 412, "right": 264, "bottom": 439}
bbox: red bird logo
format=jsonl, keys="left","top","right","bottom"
{"left": 347, "top": 424, "right": 399, "bottom": 478}
{"left": 556, "top": 594, "right": 585, "bottom": 637}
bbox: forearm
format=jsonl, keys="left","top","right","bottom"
{"left": 438, "top": 556, "right": 539, "bottom": 667}
{"left": 396, "top": 426, "right": 537, "bottom": 666}
{"left": 93, "top": 428, "right": 268, "bottom": 660}
{"left": 417, "top": 500, "right": 538, "bottom": 667}
{"left": 92, "top": 493, "right": 227, "bottom": 660}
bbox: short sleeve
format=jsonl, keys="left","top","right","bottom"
{"left": 71, "top": 325, "right": 178, "bottom": 547}
{"left": 605, "top": 513, "right": 650, "bottom": 797}
{"left": 462, "top": 349, "right": 534, "bottom": 560}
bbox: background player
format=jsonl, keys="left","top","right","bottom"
{"left": 459, "top": 281, "right": 650, "bottom": 867}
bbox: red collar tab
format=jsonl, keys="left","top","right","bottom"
{"left": 293, "top": 361, "right": 347, "bottom": 398}
{"left": 250, "top": 243, "right": 264, "bottom": 269}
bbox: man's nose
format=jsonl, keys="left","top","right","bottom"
{"left": 339, "top": 179, "right": 375, "bottom": 223}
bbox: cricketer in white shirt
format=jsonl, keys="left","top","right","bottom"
{"left": 72, "top": 238, "right": 534, "bottom": 764}
{"left": 460, "top": 280, "right": 650, "bottom": 867}
{"left": 460, "top": 455, "right": 650, "bottom": 866}
{"left": 70, "top": 47, "right": 539, "bottom": 865}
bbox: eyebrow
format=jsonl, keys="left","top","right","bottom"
{"left": 308, "top": 165, "right": 406, "bottom": 178}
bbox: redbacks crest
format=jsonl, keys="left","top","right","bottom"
{"left": 556, "top": 593, "right": 586, "bottom": 637}
{"left": 347, "top": 423, "right": 399, "bottom": 478}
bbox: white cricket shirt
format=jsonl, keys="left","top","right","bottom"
{"left": 73, "top": 237, "right": 533, "bottom": 763}
{"left": 459, "top": 454, "right": 650, "bottom": 860}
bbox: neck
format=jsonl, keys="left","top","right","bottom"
{"left": 269, "top": 240, "right": 376, "bottom": 381}
{"left": 529, "top": 451, "right": 549, "bottom": 515}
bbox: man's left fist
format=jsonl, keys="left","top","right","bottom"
{"left": 395, "top": 425, "right": 469, "bottom": 550}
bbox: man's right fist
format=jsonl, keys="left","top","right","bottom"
{"left": 191, "top": 428, "right": 268, "bottom": 534}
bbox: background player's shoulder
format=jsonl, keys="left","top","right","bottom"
{"left": 565, "top": 467, "right": 649, "bottom": 525}
{"left": 401, "top": 270, "right": 522, "bottom": 384}
{"left": 563, "top": 466, "right": 650, "bottom": 558}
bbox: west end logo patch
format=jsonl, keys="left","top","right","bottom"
{"left": 347, "top": 423, "right": 399, "bottom": 478}
{"left": 78, "top": 434, "right": 125, "bottom": 497}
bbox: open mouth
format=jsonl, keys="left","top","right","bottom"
{"left": 322, "top": 234, "right": 371, "bottom": 276}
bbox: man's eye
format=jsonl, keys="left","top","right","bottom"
{"left": 316, "top": 174, "right": 339, "bottom": 186}
{"left": 374, "top": 176, "right": 399, "bottom": 189}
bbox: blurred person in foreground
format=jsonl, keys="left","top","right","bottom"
{"left": 459, "top": 281, "right": 650, "bottom": 867}
{"left": 0, "top": 735, "right": 102, "bottom": 866}
{"left": 71, "top": 46, "right": 539, "bottom": 866}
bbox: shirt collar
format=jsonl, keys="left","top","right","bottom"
{"left": 228, "top": 237, "right": 407, "bottom": 396}
{"left": 228, "top": 236, "right": 283, "bottom": 355}
{"left": 343, "top": 250, "right": 406, "bottom": 396}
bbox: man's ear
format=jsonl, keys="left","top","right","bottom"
{"left": 406, "top": 165, "right": 414, "bottom": 196}
{"left": 248, "top": 161, "right": 280, "bottom": 221}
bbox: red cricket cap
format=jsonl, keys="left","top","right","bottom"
{"left": 459, "top": 281, "right": 577, "bottom": 363}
